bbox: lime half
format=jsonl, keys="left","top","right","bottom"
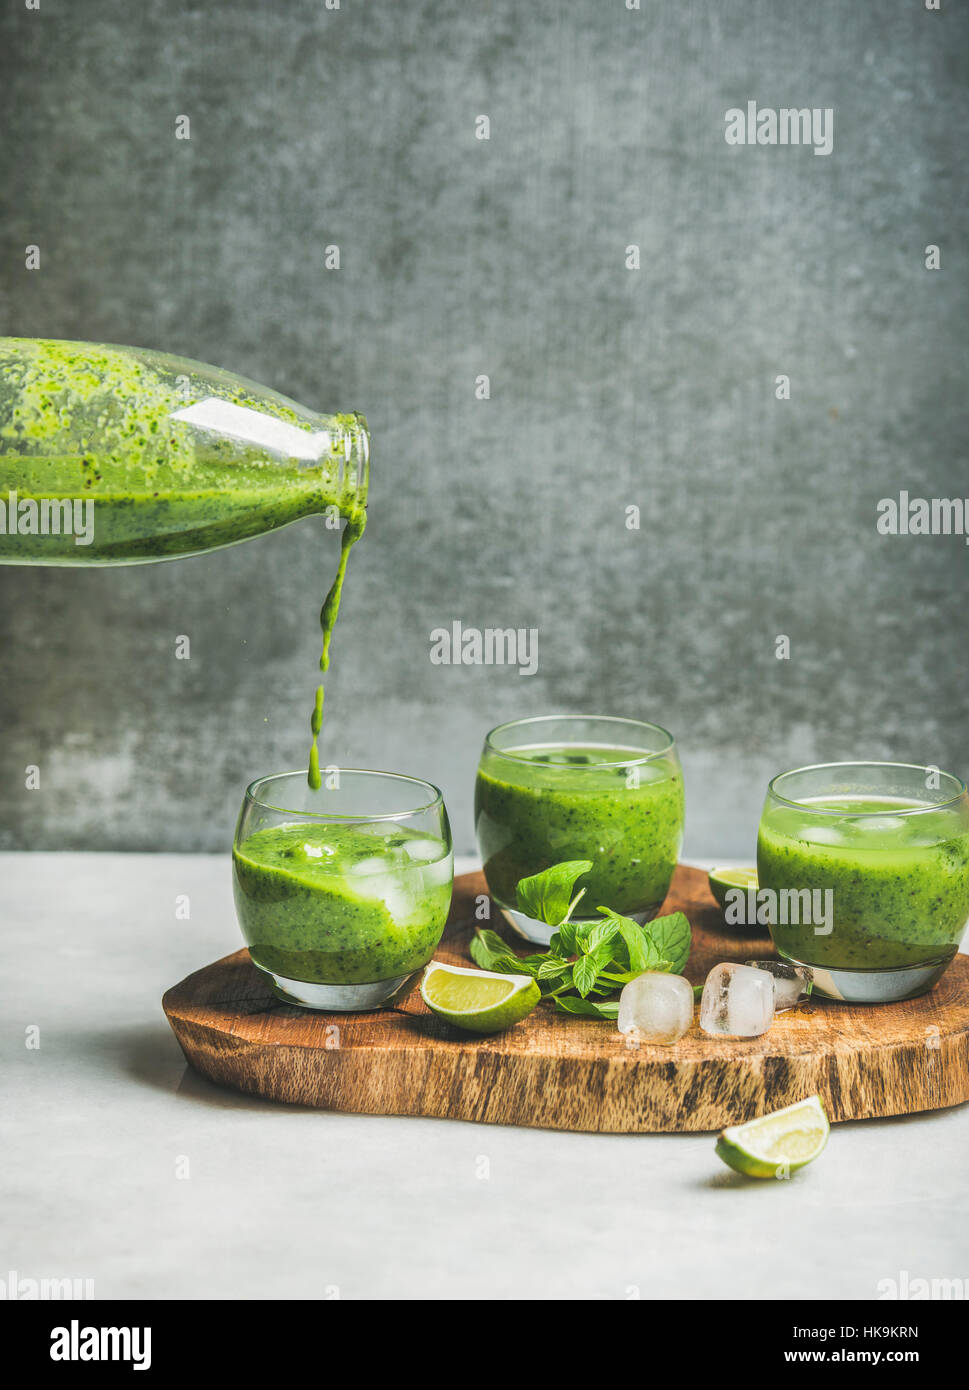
{"left": 708, "top": 865, "right": 758, "bottom": 909}
{"left": 715, "top": 1096, "right": 830, "bottom": 1179}
{"left": 421, "top": 962, "right": 540, "bottom": 1034}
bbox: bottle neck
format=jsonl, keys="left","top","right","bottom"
{"left": 172, "top": 397, "right": 369, "bottom": 516}
{"left": 325, "top": 412, "right": 369, "bottom": 515}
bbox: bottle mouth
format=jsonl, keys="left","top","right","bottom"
{"left": 334, "top": 412, "right": 369, "bottom": 507}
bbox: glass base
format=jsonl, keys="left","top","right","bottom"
{"left": 776, "top": 951, "right": 952, "bottom": 1004}
{"left": 499, "top": 903, "right": 661, "bottom": 947}
{"left": 253, "top": 964, "right": 417, "bottom": 1011}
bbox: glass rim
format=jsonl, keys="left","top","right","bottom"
{"left": 483, "top": 713, "right": 676, "bottom": 767}
{"left": 243, "top": 767, "right": 444, "bottom": 821}
{"left": 767, "top": 760, "right": 968, "bottom": 816}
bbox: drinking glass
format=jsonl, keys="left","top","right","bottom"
{"left": 757, "top": 761, "right": 969, "bottom": 1003}
{"left": 233, "top": 769, "right": 453, "bottom": 1010}
{"left": 474, "top": 714, "right": 684, "bottom": 944}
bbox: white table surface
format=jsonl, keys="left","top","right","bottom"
{"left": 2, "top": 852, "right": 967, "bottom": 1301}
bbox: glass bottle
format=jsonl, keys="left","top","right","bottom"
{"left": 0, "top": 338, "right": 369, "bottom": 564}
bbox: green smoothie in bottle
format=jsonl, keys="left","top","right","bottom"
{"left": 0, "top": 338, "right": 370, "bottom": 785}
{"left": 0, "top": 338, "right": 368, "bottom": 563}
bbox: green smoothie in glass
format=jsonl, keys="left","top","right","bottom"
{"left": 233, "top": 770, "right": 453, "bottom": 1009}
{"left": 475, "top": 715, "right": 684, "bottom": 944}
{"left": 757, "top": 761, "right": 969, "bottom": 1003}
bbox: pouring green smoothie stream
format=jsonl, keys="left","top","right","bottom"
{"left": 0, "top": 336, "right": 369, "bottom": 785}
{"left": 308, "top": 504, "right": 366, "bottom": 788}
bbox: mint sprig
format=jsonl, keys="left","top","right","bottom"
{"left": 470, "top": 862, "right": 692, "bottom": 1019}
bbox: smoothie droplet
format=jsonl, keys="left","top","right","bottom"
{"left": 311, "top": 684, "right": 325, "bottom": 736}
{"left": 308, "top": 685, "right": 325, "bottom": 790}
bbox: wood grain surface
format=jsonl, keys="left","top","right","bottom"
{"left": 162, "top": 866, "right": 969, "bottom": 1132}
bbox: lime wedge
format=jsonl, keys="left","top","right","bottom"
{"left": 708, "top": 865, "right": 758, "bottom": 909}
{"left": 715, "top": 1096, "right": 830, "bottom": 1179}
{"left": 420, "top": 962, "right": 541, "bottom": 1034}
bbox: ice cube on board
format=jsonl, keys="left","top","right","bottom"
{"left": 617, "top": 972, "right": 694, "bottom": 1044}
{"left": 700, "top": 962, "right": 775, "bottom": 1037}
{"left": 744, "top": 959, "right": 812, "bottom": 1012}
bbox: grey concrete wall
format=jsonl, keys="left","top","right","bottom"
{"left": 0, "top": 0, "right": 966, "bottom": 857}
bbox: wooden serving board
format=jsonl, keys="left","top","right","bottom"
{"left": 162, "top": 867, "right": 969, "bottom": 1132}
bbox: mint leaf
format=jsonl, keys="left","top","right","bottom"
{"left": 469, "top": 929, "right": 537, "bottom": 976}
{"left": 573, "top": 918, "right": 599, "bottom": 949}
{"left": 596, "top": 907, "right": 669, "bottom": 972}
{"left": 647, "top": 912, "right": 692, "bottom": 975}
{"left": 516, "top": 860, "right": 593, "bottom": 927}
{"left": 539, "top": 970, "right": 575, "bottom": 998}
{"left": 584, "top": 916, "right": 619, "bottom": 953}
{"left": 468, "top": 928, "right": 513, "bottom": 969}
{"left": 587, "top": 939, "right": 619, "bottom": 973}
{"left": 537, "top": 957, "right": 572, "bottom": 980}
{"left": 548, "top": 920, "right": 579, "bottom": 957}
{"left": 571, "top": 952, "right": 601, "bottom": 997}
{"left": 596, "top": 907, "right": 651, "bottom": 973}
{"left": 553, "top": 996, "right": 620, "bottom": 1020}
